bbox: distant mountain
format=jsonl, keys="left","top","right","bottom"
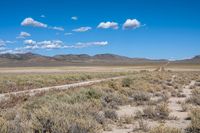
{"left": 54, "top": 54, "right": 92, "bottom": 61}
{"left": 172, "top": 55, "right": 200, "bottom": 64}
{"left": 0, "top": 52, "right": 48, "bottom": 60}
{"left": 0, "top": 52, "right": 199, "bottom": 67}
{"left": 191, "top": 55, "right": 200, "bottom": 61}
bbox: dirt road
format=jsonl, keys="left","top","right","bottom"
{"left": 0, "top": 75, "right": 127, "bottom": 101}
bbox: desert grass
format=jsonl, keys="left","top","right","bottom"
{"left": 150, "top": 125, "right": 181, "bottom": 133}
{"left": 0, "top": 72, "right": 129, "bottom": 93}
{"left": 1, "top": 71, "right": 200, "bottom": 133}
{"left": 186, "top": 108, "right": 200, "bottom": 133}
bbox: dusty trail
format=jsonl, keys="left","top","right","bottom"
{"left": 103, "top": 75, "right": 196, "bottom": 133}
{"left": 166, "top": 80, "right": 195, "bottom": 130}
{"left": 0, "top": 76, "right": 127, "bottom": 101}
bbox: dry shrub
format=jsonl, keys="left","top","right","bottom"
{"left": 122, "top": 78, "right": 132, "bottom": 87}
{"left": 108, "top": 80, "right": 120, "bottom": 90}
{"left": 186, "top": 88, "right": 200, "bottom": 105}
{"left": 195, "top": 82, "right": 200, "bottom": 87}
{"left": 156, "top": 103, "right": 170, "bottom": 119}
{"left": 186, "top": 108, "right": 200, "bottom": 133}
{"left": 143, "top": 106, "right": 157, "bottom": 119}
{"left": 181, "top": 102, "right": 189, "bottom": 112}
{"left": 119, "top": 115, "right": 134, "bottom": 124}
{"left": 104, "top": 109, "right": 118, "bottom": 121}
{"left": 150, "top": 125, "right": 181, "bottom": 133}
{"left": 0, "top": 117, "right": 8, "bottom": 133}
{"left": 142, "top": 103, "right": 170, "bottom": 120}
{"left": 132, "top": 118, "right": 149, "bottom": 132}
{"left": 101, "top": 92, "right": 127, "bottom": 109}
{"left": 131, "top": 91, "right": 151, "bottom": 105}
{"left": 0, "top": 94, "right": 29, "bottom": 109}
{"left": 0, "top": 72, "right": 127, "bottom": 93}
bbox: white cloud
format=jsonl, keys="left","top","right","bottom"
{"left": 0, "top": 40, "right": 5, "bottom": 46}
{"left": 24, "top": 45, "right": 39, "bottom": 50}
{"left": 17, "top": 31, "right": 31, "bottom": 39}
{"left": 72, "top": 27, "right": 92, "bottom": 32}
{"left": 0, "top": 47, "right": 6, "bottom": 51}
{"left": 49, "top": 26, "right": 64, "bottom": 31}
{"left": 71, "top": 16, "right": 78, "bottom": 20}
{"left": 23, "top": 39, "right": 108, "bottom": 50}
{"left": 64, "top": 32, "right": 72, "bottom": 36}
{"left": 24, "top": 39, "right": 37, "bottom": 45}
{"left": 74, "top": 41, "right": 108, "bottom": 48}
{"left": 21, "top": 17, "right": 65, "bottom": 32}
{"left": 0, "top": 48, "right": 27, "bottom": 54}
{"left": 123, "top": 19, "right": 141, "bottom": 29}
{"left": 39, "top": 40, "right": 63, "bottom": 49}
{"left": 5, "top": 41, "right": 16, "bottom": 44}
{"left": 0, "top": 39, "right": 16, "bottom": 46}
{"left": 97, "top": 22, "right": 118, "bottom": 29}
{"left": 24, "top": 40, "right": 63, "bottom": 49}
{"left": 21, "top": 17, "right": 48, "bottom": 28}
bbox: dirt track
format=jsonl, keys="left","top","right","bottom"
{"left": 0, "top": 75, "right": 127, "bottom": 101}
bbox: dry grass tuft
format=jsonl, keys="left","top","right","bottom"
{"left": 150, "top": 125, "right": 181, "bottom": 133}
{"left": 186, "top": 108, "right": 200, "bottom": 133}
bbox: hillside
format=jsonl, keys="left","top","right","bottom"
{"left": 0, "top": 52, "right": 199, "bottom": 67}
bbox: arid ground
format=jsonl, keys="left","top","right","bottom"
{"left": 0, "top": 66, "right": 200, "bottom": 133}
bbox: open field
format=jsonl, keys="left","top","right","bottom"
{"left": 0, "top": 66, "right": 156, "bottom": 73}
{"left": 0, "top": 71, "right": 130, "bottom": 93}
{"left": 0, "top": 66, "right": 200, "bottom": 133}
{"left": 0, "top": 65, "right": 200, "bottom": 74}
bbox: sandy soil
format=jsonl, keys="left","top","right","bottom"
{"left": 103, "top": 77, "right": 196, "bottom": 133}
{"left": 0, "top": 66, "right": 200, "bottom": 74}
{"left": 0, "top": 66, "right": 155, "bottom": 73}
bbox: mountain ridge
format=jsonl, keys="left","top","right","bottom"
{"left": 0, "top": 52, "right": 199, "bottom": 67}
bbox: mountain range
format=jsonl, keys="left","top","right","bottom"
{"left": 0, "top": 52, "right": 199, "bottom": 67}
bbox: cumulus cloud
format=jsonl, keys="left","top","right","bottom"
{"left": 21, "top": 17, "right": 47, "bottom": 28}
{"left": 24, "top": 45, "right": 39, "bottom": 50}
{"left": 123, "top": 19, "right": 141, "bottom": 29}
{"left": 0, "top": 40, "right": 5, "bottom": 46}
{"left": 49, "top": 26, "right": 64, "bottom": 31}
{"left": 24, "top": 40, "right": 63, "bottom": 49}
{"left": 0, "top": 47, "right": 6, "bottom": 50}
{"left": 73, "top": 41, "right": 108, "bottom": 48}
{"left": 97, "top": 22, "right": 118, "bottom": 29}
{"left": 0, "top": 39, "right": 16, "bottom": 46}
{"left": 23, "top": 39, "right": 108, "bottom": 50}
{"left": 72, "top": 27, "right": 92, "bottom": 32}
{"left": 24, "top": 39, "right": 37, "bottom": 45}
{"left": 38, "top": 40, "right": 63, "bottom": 49}
{"left": 71, "top": 16, "right": 78, "bottom": 20}
{"left": 21, "top": 17, "right": 64, "bottom": 31}
{"left": 17, "top": 31, "right": 31, "bottom": 39}
{"left": 0, "top": 47, "right": 27, "bottom": 54}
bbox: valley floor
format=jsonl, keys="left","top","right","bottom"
{"left": 0, "top": 67, "right": 200, "bottom": 133}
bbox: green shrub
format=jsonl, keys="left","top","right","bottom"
{"left": 122, "top": 78, "right": 132, "bottom": 87}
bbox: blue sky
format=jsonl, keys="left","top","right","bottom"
{"left": 0, "top": 0, "right": 200, "bottom": 59}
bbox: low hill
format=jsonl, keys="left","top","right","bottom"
{"left": 0, "top": 52, "right": 199, "bottom": 67}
